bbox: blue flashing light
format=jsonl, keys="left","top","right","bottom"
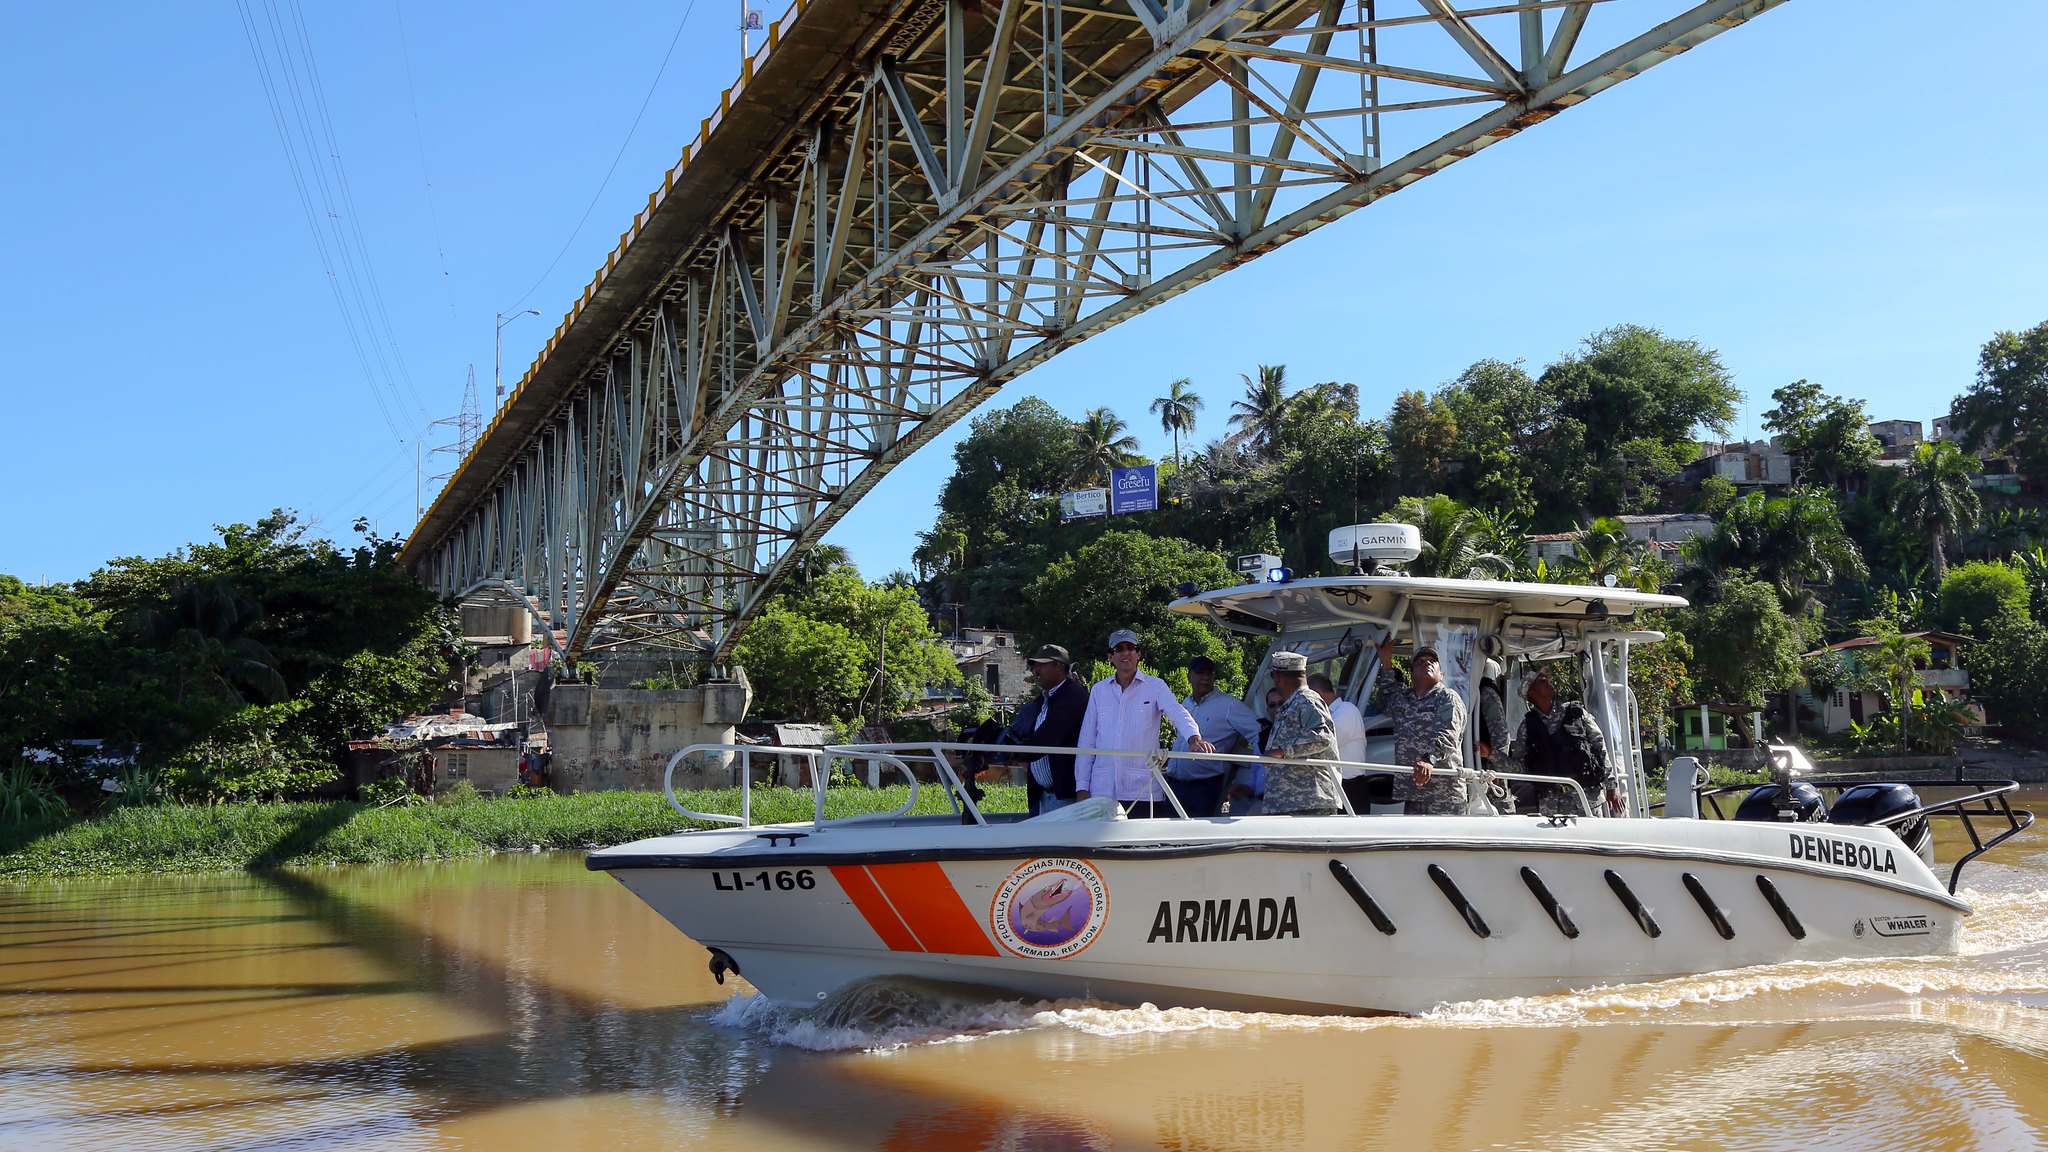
{"left": 1267, "top": 566, "right": 1293, "bottom": 583}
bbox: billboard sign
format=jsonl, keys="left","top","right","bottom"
{"left": 1109, "top": 464, "right": 1157, "bottom": 515}
{"left": 1061, "top": 488, "right": 1109, "bottom": 521}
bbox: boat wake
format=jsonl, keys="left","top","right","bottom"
{"left": 708, "top": 881, "right": 2048, "bottom": 1051}
{"left": 709, "top": 977, "right": 1098, "bottom": 1051}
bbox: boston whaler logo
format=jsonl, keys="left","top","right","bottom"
{"left": 990, "top": 858, "right": 1108, "bottom": 959}
{"left": 1869, "top": 914, "right": 1932, "bottom": 938}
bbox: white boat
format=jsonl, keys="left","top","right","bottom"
{"left": 588, "top": 526, "right": 2032, "bottom": 1015}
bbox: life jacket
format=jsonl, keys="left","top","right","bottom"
{"left": 1521, "top": 703, "right": 1606, "bottom": 787}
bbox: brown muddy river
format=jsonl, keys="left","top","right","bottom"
{"left": 6, "top": 795, "right": 2048, "bottom": 1150}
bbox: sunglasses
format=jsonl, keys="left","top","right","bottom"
{"left": 1110, "top": 644, "right": 1140, "bottom": 654}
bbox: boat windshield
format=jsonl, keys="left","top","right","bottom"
{"left": 1168, "top": 573, "right": 1686, "bottom": 816}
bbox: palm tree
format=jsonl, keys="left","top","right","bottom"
{"left": 1868, "top": 628, "right": 1932, "bottom": 755}
{"left": 1067, "top": 407, "right": 1142, "bottom": 487}
{"left": 1392, "top": 494, "right": 1512, "bottom": 579}
{"left": 1683, "top": 488, "right": 1868, "bottom": 612}
{"left": 786, "top": 543, "right": 856, "bottom": 593}
{"left": 1889, "top": 440, "right": 1981, "bottom": 583}
{"left": 1226, "top": 365, "right": 1291, "bottom": 457}
{"left": 1148, "top": 378, "right": 1203, "bottom": 495}
{"left": 1561, "top": 517, "right": 1648, "bottom": 586}
{"left": 1467, "top": 507, "right": 1529, "bottom": 577}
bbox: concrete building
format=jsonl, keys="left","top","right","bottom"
{"left": 1868, "top": 419, "right": 1923, "bottom": 458}
{"left": 948, "top": 627, "right": 1030, "bottom": 706}
{"left": 1526, "top": 515, "right": 1712, "bottom": 568}
{"left": 1525, "top": 532, "right": 1579, "bottom": 568}
{"left": 1614, "top": 513, "right": 1715, "bottom": 546}
{"left": 1695, "top": 439, "right": 1795, "bottom": 487}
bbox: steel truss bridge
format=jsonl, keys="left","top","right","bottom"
{"left": 398, "top": 0, "right": 1786, "bottom": 667}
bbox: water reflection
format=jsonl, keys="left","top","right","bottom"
{"left": 0, "top": 794, "right": 2043, "bottom": 1149}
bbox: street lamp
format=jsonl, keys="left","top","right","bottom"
{"left": 495, "top": 310, "right": 542, "bottom": 410}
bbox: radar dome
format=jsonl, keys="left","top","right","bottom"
{"left": 1328, "top": 523, "right": 1422, "bottom": 569}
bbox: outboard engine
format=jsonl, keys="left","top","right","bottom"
{"left": 1827, "top": 782, "right": 1937, "bottom": 867}
{"left": 1735, "top": 782, "right": 1828, "bottom": 823}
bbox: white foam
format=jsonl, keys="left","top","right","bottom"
{"left": 709, "top": 984, "right": 1092, "bottom": 1052}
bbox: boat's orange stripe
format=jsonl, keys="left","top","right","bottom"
{"left": 867, "top": 862, "right": 1000, "bottom": 956}
{"left": 831, "top": 865, "right": 923, "bottom": 952}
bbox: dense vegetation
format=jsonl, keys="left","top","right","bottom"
{"left": 0, "top": 783, "right": 1024, "bottom": 879}
{"left": 0, "top": 513, "right": 458, "bottom": 811}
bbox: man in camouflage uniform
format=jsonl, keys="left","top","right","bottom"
{"left": 1371, "top": 639, "right": 1470, "bottom": 815}
{"left": 1261, "top": 651, "right": 1345, "bottom": 815}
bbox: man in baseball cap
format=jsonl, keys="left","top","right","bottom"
{"left": 1002, "top": 644, "right": 1087, "bottom": 815}
{"left": 1371, "top": 637, "right": 1469, "bottom": 813}
{"left": 1073, "top": 628, "right": 1213, "bottom": 817}
{"left": 1261, "top": 651, "right": 1344, "bottom": 814}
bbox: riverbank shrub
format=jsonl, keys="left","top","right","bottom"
{"left": 0, "top": 783, "right": 1027, "bottom": 879}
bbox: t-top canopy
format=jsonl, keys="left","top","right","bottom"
{"left": 1168, "top": 574, "right": 1687, "bottom": 636}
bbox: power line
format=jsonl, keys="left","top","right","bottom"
{"left": 502, "top": 0, "right": 702, "bottom": 312}
{"left": 392, "top": 0, "right": 460, "bottom": 329}
{"left": 236, "top": 0, "right": 431, "bottom": 442}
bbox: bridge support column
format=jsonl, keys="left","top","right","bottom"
{"left": 545, "top": 673, "right": 753, "bottom": 793}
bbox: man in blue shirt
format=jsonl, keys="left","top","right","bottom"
{"left": 1165, "top": 656, "right": 1264, "bottom": 817}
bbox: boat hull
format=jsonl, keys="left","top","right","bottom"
{"left": 589, "top": 815, "right": 1966, "bottom": 1015}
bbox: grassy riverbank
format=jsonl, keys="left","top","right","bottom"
{"left": 0, "top": 784, "right": 1028, "bottom": 880}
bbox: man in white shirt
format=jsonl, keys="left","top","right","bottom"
{"left": 1074, "top": 629, "right": 1213, "bottom": 818}
{"left": 1166, "top": 656, "right": 1265, "bottom": 817}
{"left": 1310, "top": 672, "right": 1371, "bottom": 815}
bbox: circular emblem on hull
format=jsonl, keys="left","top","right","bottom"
{"left": 990, "top": 858, "right": 1108, "bottom": 959}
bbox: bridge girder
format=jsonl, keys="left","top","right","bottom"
{"left": 400, "top": 0, "right": 1788, "bottom": 666}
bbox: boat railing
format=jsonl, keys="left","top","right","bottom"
{"left": 1685, "top": 774, "right": 2035, "bottom": 893}
{"left": 827, "top": 742, "right": 1596, "bottom": 822}
{"left": 660, "top": 743, "right": 925, "bottom": 830}
{"left": 658, "top": 740, "right": 1597, "bottom": 830}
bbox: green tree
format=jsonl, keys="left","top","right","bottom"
{"left": 1149, "top": 378, "right": 1204, "bottom": 495}
{"left": 2, "top": 513, "right": 454, "bottom": 791}
{"left": 1888, "top": 440, "right": 1981, "bottom": 583}
{"left": 1968, "top": 614, "right": 2048, "bottom": 734}
{"left": 1466, "top": 507, "right": 1528, "bottom": 576}
{"left": 1537, "top": 325, "right": 1738, "bottom": 516}
{"left": 1559, "top": 517, "right": 1647, "bottom": 587}
{"left": 1014, "top": 532, "right": 1241, "bottom": 679}
{"left": 1227, "top": 365, "right": 1292, "bottom": 457}
{"left": 1763, "top": 380, "right": 1881, "bottom": 488}
{"left": 158, "top": 700, "right": 332, "bottom": 803}
{"left": 1936, "top": 561, "right": 2030, "bottom": 637}
{"left": 730, "top": 604, "right": 870, "bottom": 722}
{"left": 734, "top": 568, "right": 959, "bottom": 722}
{"left": 935, "top": 398, "right": 1077, "bottom": 550}
{"left": 1067, "top": 407, "right": 1144, "bottom": 488}
{"left": 1686, "top": 573, "right": 1812, "bottom": 706}
{"left": 1690, "top": 474, "right": 1738, "bottom": 518}
{"left": 1951, "top": 319, "right": 2048, "bottom": 476}
{"left": 1388, "top": 391, "right": 1459, "bottom": 496}
{"left": 1857, "top": 624, "right": 1933, "bottom": 754}
{"left": 1683, "top": 488, "right": 1866, "bottom": 612}
{"left": 1390, "top": 495, "right": 1511, "bottom": 579}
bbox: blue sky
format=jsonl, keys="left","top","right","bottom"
{"left": 4, "top": 2, "right": 2045, "bottom": 584}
